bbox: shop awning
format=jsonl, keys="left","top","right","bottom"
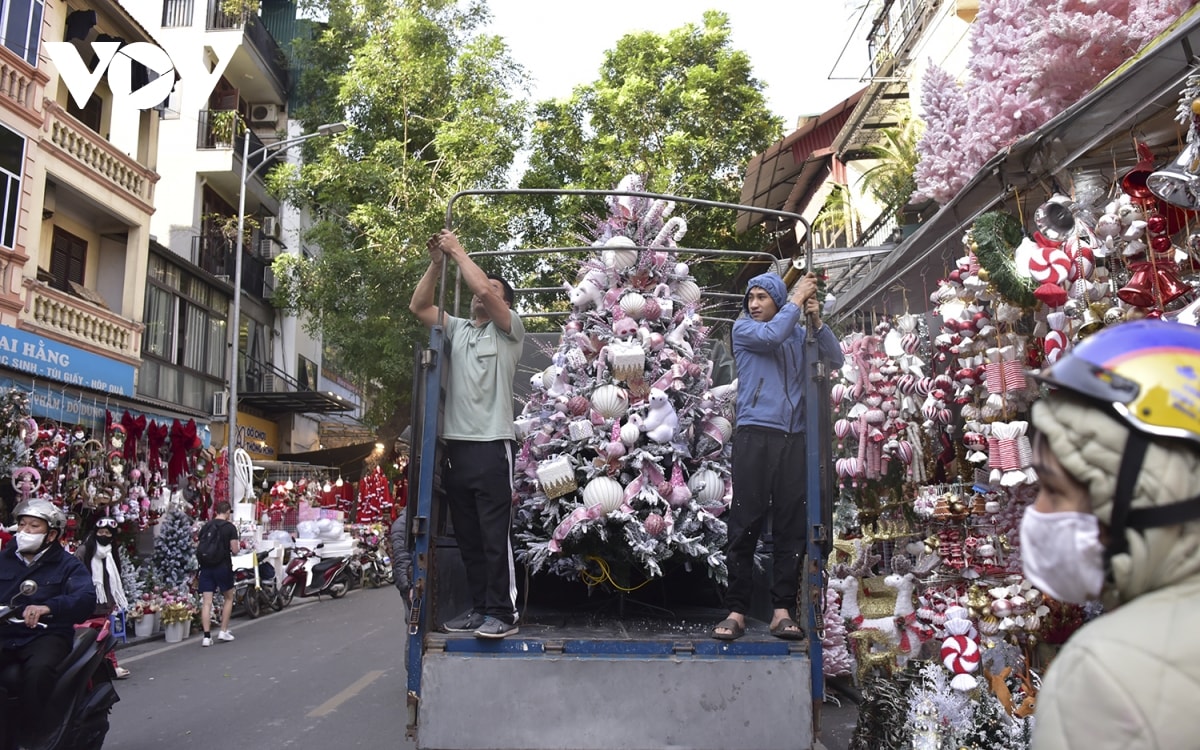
{"left": 829, "top": 5, "right": 1200, "bottom": 321}
{"left": 276, "top": 441, "right": 382, "bottom": 483}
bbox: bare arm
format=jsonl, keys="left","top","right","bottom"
{"left": 409, "top": 237, "right": 447, "bottom": 329}
{"left": 435, "top": 230, "right": 513, "bottom": 334}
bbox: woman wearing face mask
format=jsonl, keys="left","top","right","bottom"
{"left": 76, "top": 517, "right": 131, "bottom": 679}
{"left": 1023, "top": 319, "right": 1200, "bottom": 749}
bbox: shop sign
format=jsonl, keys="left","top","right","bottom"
{"left": 0, "top": 325, "right": 135, "bottom": 396}
{"left": 230, "top": 411, "right": 278, "bottom": 460}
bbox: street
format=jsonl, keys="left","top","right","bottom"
{"left": 107, "top": 586, "right": 414, "bottom": 749}
{"left": 106, "top": 585, "right": 857, "bottom": 749}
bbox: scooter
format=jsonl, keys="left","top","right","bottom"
{"left": 356, "top": 532, "right": 393, "bottom": 589}
{"left": 0, "top": 580, "right": 119, "bottom": 750}
{"left": 276, "top": 543, "right": 354, "bottom": 605}
{"left": 232, "top": 550, "right": 279, "bottom": 619}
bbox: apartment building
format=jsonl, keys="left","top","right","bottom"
{"left": 0, "top": 0, "right": 209, "bottom": 436}
{"left": 127, "top": 0, "right": 361, "bottom": 461}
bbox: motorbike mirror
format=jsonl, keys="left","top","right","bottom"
{"left": 316, "top": 543, "right": 325, "bottom": 549}
{"left": 18, "top": 580, "right": 37, "bottom": 597}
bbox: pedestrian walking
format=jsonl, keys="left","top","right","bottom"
{"left": 712, "top": 271, "right": 843, "bottom": 641}
{"left": 409, "top": 229, "right": 525, "bottom": 639}
{"left": 1024, "top": 319, "right": 1200, "bottom": 749}
{"left": 196, "top": 501, "right": 239, "bottom": 647}
{"left": 76, "top": 517, "right": 131, "bottom": 678}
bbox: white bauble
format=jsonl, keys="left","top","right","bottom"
{"left": 672, "top": 279, "right": 701, "bottom": 306}
{"left": 620, "top": 292, "right": 646, "bottom": 319}
{"left": 707, "top": 416, "right": 733, "bottom": 442}
{"left": 591, "top": 385, "right": 630, "bottom": 419}
{"left": 603, "top": 236, "right": 638, "bottom": 270}
{"left": 619, "top": 422, "right": 641, "bottom": 447}
{"left": 687, "top": 468, "right": 724, "bottom": 506}
{"left": 582, "top": 476, "right": 625, "bottom": 514}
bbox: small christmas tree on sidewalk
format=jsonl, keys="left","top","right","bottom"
{"left": 512, "top": 175, "right": 736, "bottom": 587}
{"left": 152, "top": 507, "right": 197, "bottom": 589}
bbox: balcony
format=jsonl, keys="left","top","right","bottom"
{"left": 0, "top": 46, "right": 47, "bottom": 124}
{"left": 239, "top": 358, "right": 354, "bottom": 414}
{"left": 43, "top": 102, "right": 157, "bottom": 208}
{"left": 206, "top": 1, "right": 290, "bottom": 94}
{"left": 190, "top": 234, "right": 275, "bottom": 300}
{"left": 161, "top": 0, "right": 194, "bottom": 27}
{"left": 22, "top": 280, "right": 143, "bottom": 364}
{"left": 196, "top": 111, "right": 283, "bottom": 174}
{"left": 866, "top": 0, "right": 941, "bottom": 78}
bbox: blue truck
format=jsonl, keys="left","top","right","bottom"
{"left": 402, "top": 189, "right": 834, "bottom": 750}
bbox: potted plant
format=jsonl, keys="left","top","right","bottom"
{"left": 209, "top": 109, "right": 242, "bottom": 148}
{"left": 129, "top": 591, "right": 161, "bottom": 637}
{"left": 159, "top": 587, "right": 197, "bottom": 642}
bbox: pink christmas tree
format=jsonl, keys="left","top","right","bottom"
{"left": 823, "top": 587, "right": 853, "bottom": 676}
{"left": 914, "top": 64, "right": 972, "bottom": 205}
{"left": 963, "top": 0, "right": 1046, "bottom": 170}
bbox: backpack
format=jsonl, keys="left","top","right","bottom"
{"left": 196, "top": 521, "right": 226, "bottom": 567}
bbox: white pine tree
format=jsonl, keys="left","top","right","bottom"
{"left": 152, "top": 508, "right": 197, "bottom": 589}
{"left": 512, "top": 176, "right": 735, "bottom": 587}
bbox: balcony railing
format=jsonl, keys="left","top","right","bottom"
{"left": 44, "top": 102, "right": 156, "bottom": 206}
{"left": 22, "top": 280, "right": 143, "bottom": 362}
{"left": 195, "top": 110, "right": 283, "bottom": 175}
{"left": 205, "top": 1, "right": 290, "bottom": 93}
{"left": 0, "top": 46, "right": 44, "bottom": 115}
{"left": 866, "top": 0, "right": 940, "bottom": 78}
{"left": 161, "top": 0, "right": 194, "bottom": 27}
{"left": 190, "top": 234, "right": 273, "bottom": 300}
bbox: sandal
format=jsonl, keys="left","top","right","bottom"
{"left": 769, "top": 617, "right": 805, "bottom": 641}
{"left": 711, "top": 618, "right": 745, "bottom": 641}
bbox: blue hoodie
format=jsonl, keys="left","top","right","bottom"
{"left": 731, "top": 273, "right": 844, "bottom": 433}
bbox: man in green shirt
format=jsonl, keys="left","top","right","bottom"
{"left": 410, "top": 229, "right": 525, "bottom": 639}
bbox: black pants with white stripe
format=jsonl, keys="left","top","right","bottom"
{"left": 443, "top": 439, "right": 518, "bottom": 624}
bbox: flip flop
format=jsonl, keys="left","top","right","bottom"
{"left": 769, "top": 617, "right": 805, "bottom": 641}
{"left": 711, "top": 618, "right": 745, "bottom": 641}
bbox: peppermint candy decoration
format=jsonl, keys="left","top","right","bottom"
{"left": 1029, "top": 246, "right": 1072, "bottom": 285}
{"left": 941, "top": 635, "right": 981, "bottom": 691}
{"left": 1044, "top": 330, "right": 1069, "bottom": 364}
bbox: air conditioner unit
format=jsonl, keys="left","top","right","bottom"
{"left": 258, "top": 238, "right": 285, "bottom": 259}
{"left": 261, "top": 216, "right": 281, "bottom": 240}
{"left": 250, "top": 103, "right": 279, "bottom": 124}
{"left": 261, "top": 373, "right": 276, "bottom": 393}
{"left": 212, "top": 391, "right": 229, "bottom": 417}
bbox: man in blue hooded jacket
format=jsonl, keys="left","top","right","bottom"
{"left": 712, "top": 271, "right": 844, "bottom": 640}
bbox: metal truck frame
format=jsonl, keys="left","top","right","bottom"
{"left": 403, "top": 188, "right": 834, "bottom": 750}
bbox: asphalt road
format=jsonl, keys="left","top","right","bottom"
{"left": 107, "top": 585, "right": 414, "bottom": 749}
{"left": 107, "top": 584, "right": 858, "bottom": 749}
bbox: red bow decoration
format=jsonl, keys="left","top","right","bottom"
{"left": 120, "top": 411, "right": 147, "bottom": 462}
{"left": 146, "top": 421, "right": 168, "bottom": 472}
{"left": 168, "top": 419, "right": 199, "bottom": 484}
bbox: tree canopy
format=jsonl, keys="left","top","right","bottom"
{"left": 515, "top": 10, "right": 783, "bottom": 292}
{"left": 272, "top": 0, "right": 528, "bottom": 434}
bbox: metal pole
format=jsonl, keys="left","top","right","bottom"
{"left": 223, "top": 123, "right": 346, "bottom": 509}
{"left": 227, "top": 129, "right": 250, "bottom": 506}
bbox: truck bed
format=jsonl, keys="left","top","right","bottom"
{"left": 418, "top": 606, "right": 814, "bottom": 750}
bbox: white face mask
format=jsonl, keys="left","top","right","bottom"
{"left": 15, "top": 532, "right": 46, "bottom": 554}
{"left": 1020, "top": 507, "right": 1105, "bottom": 604}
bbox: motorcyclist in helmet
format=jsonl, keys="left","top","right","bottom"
{"left": 1024, "top": 319, "right": 1200, "bottom": 749}
{"left": 0, "top": 498, "right": 96, "bottom": 748}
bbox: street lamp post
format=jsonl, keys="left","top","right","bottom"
{"left": 227, "top": 121, "right": 347, "bottom": 509}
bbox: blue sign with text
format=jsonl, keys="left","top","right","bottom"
{"left": 0, "top": 325, "right": 136, "bottom": 396}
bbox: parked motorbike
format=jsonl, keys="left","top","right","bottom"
{"left": 356, "top": 531, "right": 394, "bottom": 589}
{"left": 0, "top": 580, "right": 119, "bottom": 750}
{"left": 233, "top": 550, "right": 279, "bottom": 619}
{"left": 277, "top": 544, "right": 354, "bottom": 605}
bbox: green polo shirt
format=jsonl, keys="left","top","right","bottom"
{"left": 442, "top": 310, "right": 525, "bottom": 441}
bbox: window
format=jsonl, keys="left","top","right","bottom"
{"left": 140, "top": 253, "right": 230, "bottom": 404}
{"left": 0, "top": 124, "right": 22, "bottom": 250}
{"left": 0, "top": 0, "right": 44, "bottom": 66}
{"left": 49, "top": 227, "right": 87, "bottom": 292}
{"left": 298, "top": 355, "right": 318, "bottom": 390}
